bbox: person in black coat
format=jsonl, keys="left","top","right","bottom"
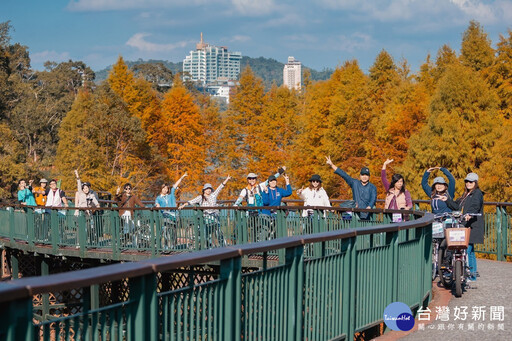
{"left": 445, "top": 172, "right": 484, "bottom": 282}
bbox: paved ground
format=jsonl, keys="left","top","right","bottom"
{"left": 375, "top": 258, "right": 512, "bottom": 340}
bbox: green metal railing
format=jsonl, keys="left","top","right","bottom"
{"left": 0, "top": 210, "right": 433, "bottom": 341}
{"left": 0, "top": 204, "right": 390, "bottom": 262}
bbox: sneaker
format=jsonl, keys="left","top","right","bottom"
{"left": 466, "top": 279, "right": 477, "bottom": 289}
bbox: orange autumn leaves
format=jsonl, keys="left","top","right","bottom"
{"left": 55, "top": 22, "right": 512, "bottom": 203}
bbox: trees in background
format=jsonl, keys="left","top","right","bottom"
{"left": 2, "top": 20, "right": 512, "bottom": 202}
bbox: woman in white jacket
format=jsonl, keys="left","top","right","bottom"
{"left": 296, "top": 174, "right": 331, "bottom": 217}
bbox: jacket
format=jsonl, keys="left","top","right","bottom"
{"left": 115, "top": 193, "right": 144, "bottom": 217}
{"left": 421, "top": 168, "right": 455, "bottom": 214}
{"left": 446, "top": 188, "right": 484, "bottom": 244}
{"left": 334, "top": 168, "right": 377, "bottom": 219}
{"left": 261, "top": 184, "right": 292, "bottom": 216}
{"left": 298, "top": 187, "right": 331, "bottom": 217}
{"left": 381, "top": 169, "right": 412, "bottom": 210}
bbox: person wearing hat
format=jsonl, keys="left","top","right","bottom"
{"left": 261, "top": 173, "right": 293, "bottom": 216}
{"left": 421, "top": 166, "right": 455, "bottom": 214}
{"left": 179, "top": 175, "right": 231, "bottom": 215}
{"left": 179, "top": 176, "right": 231, "bottom": 247}
{"left": 297, "top": 174, "right": 331, "bottom": 217}
{"left": 325, "top": 156, "right": 377, "bottom": 220}
{"left": 444, "top": 172, "right": 484, "bottom": 285}
{"left": 32, "top": 178, "right": 48, "bottom": 206}
{"left": 234, "top": 166, "right": 286, "bottom": 209}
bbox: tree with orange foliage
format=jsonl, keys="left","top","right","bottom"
{"left": 158, "top": 76, "right": 206, "bottom": 196}
{"left": 220, "top": 66, "right": 267, "bottom": 192}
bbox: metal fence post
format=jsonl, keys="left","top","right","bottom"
{"left": 0, "top": 295, "right": 34, "bottom": 341}
{"left": 496, "top": 205, "right": 503, "bottom": 261}
{"left": 129, "top": 273, "right": 158, "bottom": 341}
{"left": 50, "top": 210, "right": 59, "bottom": 252}
{"left": 27, "top": 208, "right": 34, "bottom": 247}
{"left": 220, "top": 256, "right": 242, "bottom": 341}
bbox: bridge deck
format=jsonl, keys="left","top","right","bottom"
{"left": 380, "top": 258, "right": 512, "bottom": 340}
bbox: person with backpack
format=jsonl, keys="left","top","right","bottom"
{"left": 233, "top": 166, "right": 286, "bottom": 213}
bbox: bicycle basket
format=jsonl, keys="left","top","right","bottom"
{"left": 445, "top": 228, "right": 470, "bottom": 249}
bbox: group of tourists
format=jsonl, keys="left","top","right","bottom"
{"left": 15, "top": 157, "right": 484, "bottom": 281}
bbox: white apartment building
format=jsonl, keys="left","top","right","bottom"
{"left": 283, "top": 56, "right": 301, "bottom": 90}
{"left": 183, "top": 33, "right": 242, "bottom": 85}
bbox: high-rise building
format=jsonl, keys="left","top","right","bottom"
{"left": 183, "top": 33, "right": 242, "bottom": 85}
{"left": 283, "top": 56, "right": 302, "bottom": 90}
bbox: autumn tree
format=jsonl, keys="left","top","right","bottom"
{"left": 0, "top": 123, "right": 25, "bottom": 199}
{"left": 487, "top": 30, "right": 512, "bottom": 118}
{"left": 220, "top": 66, "right": 267, "bottom": 191}
{"left": 401, "top": 63, "right": 501, "bottom": 199}
{"left": 157, "top": 76, "right": 206, "bottom": 193}
{"left": 55, "top": 84, "right": 159, "bottom": 196}
{"left": 460, "top": 20, "right": 495, "bottom": 72}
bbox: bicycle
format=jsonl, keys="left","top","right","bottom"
{"left": 436, "top": 211, "right": 480, "bottom": 297}
{"left": 431, "top": 214, "right": 446, "bottom": 280}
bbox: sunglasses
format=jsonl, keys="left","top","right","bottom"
{"left": 310, "top": 180, "right": 320, "bottom": 183}
{"left": 247, "top": 177, "right": 257, "bottom": 180}
{"left": 464, "top": 180, "right": 475, "bottom": 183}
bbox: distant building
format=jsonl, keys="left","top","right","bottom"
{"left": 283, "top": 56, "right": 301, "bottom": 90}
{"left": 205, "top": 81, "right": 238, "bottom": 104}
{"left": 183, "top": 33, "right": 242, "bottom": 85}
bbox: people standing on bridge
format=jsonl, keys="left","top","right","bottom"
{"left": 326, "top": 156, "right": 377, "bottom": 220}
{"left": 45, "top": 179, "right": 69, "bottom": 211}
{"left": 381, "top": 159, "right": 412, "bottom": 221}
{"left": 234, "top": 166, "right": 286, "bottom": 212}
{"left": 32, "top": 178, "right": 48, "bottom": 208}
{"left": 421, "top": 167, "right": 455, "bottom": 214}
{"left": 73, "top": 170, "right": 99, "bottom": 216}
{"left": 17, "top": 179, "right": 37, "bottom": 207}
{"left": 444, "top": 172, "right": 484, "bottom": 285}
{"left": 179, "top": 176, "right": 231, "bottom": 247}
{"left": 115, "top": 183, "right": 145, "bottom": 246}
{"left": 155, "top": 172, "right": 187, "bottom": 218}
{"left": 179, "top": 176, "right": 231, "bottom": 214}
{"left": 260, "top": 173, "right": 292, "bottom": 239}
{"left": 296, "top": 174, "right": 331, "bottom": 217}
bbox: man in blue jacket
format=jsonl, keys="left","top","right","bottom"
{"left": 326, "top": 156, "right": 377, "bottom": 220}
{"left": 261, "top": 173, "right": 292, "bottom": 216}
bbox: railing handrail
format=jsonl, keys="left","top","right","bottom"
{"left": 0, "top": 211, "right": 434, "bottom": 303}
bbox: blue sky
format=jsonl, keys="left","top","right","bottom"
{"left": 2, "top": 0, "right": 512, "bottom": 73}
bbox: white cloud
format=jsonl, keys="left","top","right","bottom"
{"left": 67, "top": 0, "right": 216, "bottom": 11}
{"left": 333, "top": 32, "right": 374, "bottom": 52}
{"left": 317, "top": 0, "right": 508, "bottom": 24}
{"left": 126, "top": 33, "right": 190, "bottom": 52}
{"left": 229, "top": 35, "right": 251, "bottom": 43}
{"left": 30, "top": 50, "right": 71, "bottom": 64}
{"left": 231, "top": 0, "right": 277, "bottom": 16}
